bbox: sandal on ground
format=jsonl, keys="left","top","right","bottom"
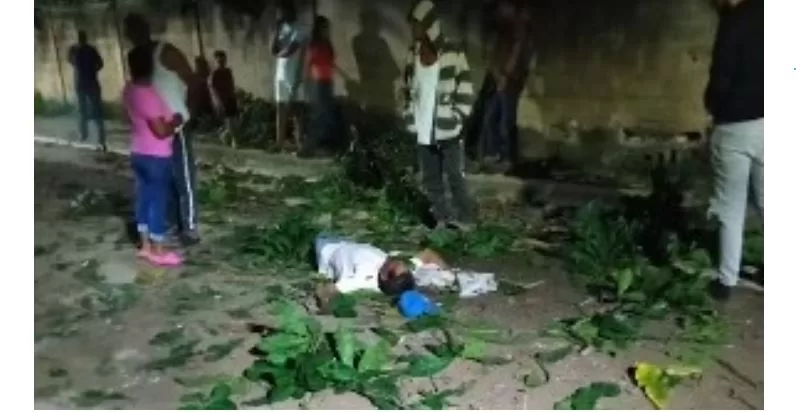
{"left": 143, "top": 250, "right": 184, "bottom": 267}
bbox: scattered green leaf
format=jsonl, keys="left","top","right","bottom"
{"left": 633, "top": 362, "right": 701, "bottom": 409}
{"left": 71, "top": 389, "right": 128, "bottom": 408}
{"left": 205, "top": 339, "right": 245, "bottom": 362}
{"left": 553, "top": 382, "right": 621, "bottom": 410}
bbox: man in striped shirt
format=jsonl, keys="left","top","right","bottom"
{"left": 401, "top": 0, "right": 476, "bottom": 229}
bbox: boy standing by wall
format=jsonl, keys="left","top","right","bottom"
{"left": 400, "top": 0, "right": 476, "bottom": 229}
{"left": 209, "top": 50, "right": 238, "bottom": 148}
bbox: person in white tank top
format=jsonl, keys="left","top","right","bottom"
{"left": 123, "top": 13, "right": 202, "bottom": 246}
{"left": 270, "top": 1, "right": 305, "bottom": 151}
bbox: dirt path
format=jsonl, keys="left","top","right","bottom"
{"left": 34, "top": 144, "right": 763, "bottom": 410}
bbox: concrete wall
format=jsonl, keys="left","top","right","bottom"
{"left": 34, "top": 0, "right": 719, "bottom": 137}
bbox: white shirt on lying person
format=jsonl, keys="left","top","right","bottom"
{"left": 314, "top": 234, "right": 427, "bottom": 294}
{"left": 315, "top": 235, "right": 386, "bottom": 293}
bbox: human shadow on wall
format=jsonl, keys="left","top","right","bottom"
{"left": 193, "top": 55, "right": 215, "bottom": 118}
{"left": 350, "top": 7, "right": 400, "bottom": 116}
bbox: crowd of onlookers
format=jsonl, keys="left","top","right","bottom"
{"left": 62, "top": 0, "right": 761, "bottom": 303}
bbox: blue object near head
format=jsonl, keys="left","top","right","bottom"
{"left": 398, "top": 290, "right": 440, "bottom": 320}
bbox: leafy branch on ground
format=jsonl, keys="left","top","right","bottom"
{"left": 191, "top": 90, "right": 276, "bottom": 150}
{"left": 235, "top": 302, "right": 496, "bottom": 409}
{"left": 180, "top": 382, "right": 237, "bottom": 410}
{"left": 553, "top": 200, "right": 726, "bottom": 359}
{"left": 212, "top": 166, "right": 528, "bottom": 272}
{"left": 553, "top": 381, "right": 621, "bottom": 410}
{"left": 225, "top": 211, "right": 319, "bottom": 270}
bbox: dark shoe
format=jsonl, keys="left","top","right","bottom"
{"left": 180, "top": 233, "right": 201, "bottom": 247}
{"left": 446, "top": 221, "right": 474, "bottom": 232}
{"left": 708, "top": 279, "right": 732, "bottom": 302}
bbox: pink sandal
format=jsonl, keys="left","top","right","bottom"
{"left": 140, "top": 250, "right": 184, "bottom": 267}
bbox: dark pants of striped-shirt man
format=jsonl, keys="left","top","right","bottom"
{"left": 417, "top": 138, "right": 474, "bottom": 224}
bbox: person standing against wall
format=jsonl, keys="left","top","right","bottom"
{"left": 68, "top": 30, "right": 107, "bottom": 152}
{"left": 271, "top": 0, "right": 305, "bottom": 152}
{"left": 209, "top": 50, "right": 239, "bottom": 148}
{"left": 400, "top": 0, "right": 476, "bottom": 230}
{"left": 302, "top": 15, "right": 337, "bottom": 158}
{"left": 479, "top": 0, "right": 531, "bottom": 172}
{"left": 703, "top": 0, "right": 763, "bottom": 301}
{"left": 123, "top": 13, "right": 203, "bottom": 247}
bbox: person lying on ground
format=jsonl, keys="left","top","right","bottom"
{"left": 313, "top": 233, "right": 447, "bottom": 308}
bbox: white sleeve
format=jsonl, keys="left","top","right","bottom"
{"left": 332, "top": 254, "right": 358, "bottom": 293}
{"left": 315, "top": 238, "right": 338, "bottom": 281}
{"left": 289, "top": 25, "right": 302, "bottom": 45}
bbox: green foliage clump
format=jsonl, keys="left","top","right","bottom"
{"left": 555, "top": 200, "right": 725, "bottom": 358}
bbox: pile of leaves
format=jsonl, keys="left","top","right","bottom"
{"left": 341, "top": 119, "right": 430, "bottom": 225}
{"left": 567, "top": 202, "right": 640, "bottom": 282}
{"left": 554, "top": 200, "right": 724, "bottom": 357}
{"left": 240, "top": 302, "right": 477, "bottom": 409}
{"left": 225, "top": 212, "right": 319, "bottom": 270}
{"left": 422, "top": 224, "right": 515, "bottom": 258}
{"left": 180, "top": 383, "right": 237, "bottom": 410}
{"left": 190, "top": 90, "right": 276, "bottom": 150}
{"left": 553, "top": 382, "right": 621, "bottom": 410}
{"left": 227, "top": 90, "right": 277, "bottom": 149}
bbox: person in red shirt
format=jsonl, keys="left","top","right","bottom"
{"left": 301, "top": 15, "right": 338, "bottom": 157}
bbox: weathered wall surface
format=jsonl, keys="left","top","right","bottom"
{"left": 34, "top": 0, "right": 719, "bottom": 138}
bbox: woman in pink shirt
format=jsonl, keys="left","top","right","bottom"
{"left": 123, "top": 47, "right": 184, "bottom": 266}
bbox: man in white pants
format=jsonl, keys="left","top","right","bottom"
{"left": 704, "top": 0, "right": 762, "bottom": 301}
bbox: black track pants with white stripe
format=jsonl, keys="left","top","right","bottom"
{"left": 170, "top": 131, "right": 199, "bottom": 234}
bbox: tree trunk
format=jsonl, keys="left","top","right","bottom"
{"left": 194, "top": 0, "right": 205, "bottom": 57}
{"left": 110, "top": 0, "right": 127, "bottom": 82}
{"left": 48, "top": 9, "right": 68, "bottom": 104}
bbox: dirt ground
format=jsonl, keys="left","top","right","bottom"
{"left": 33, "top": 144, "right": 763, "bottom": 410}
